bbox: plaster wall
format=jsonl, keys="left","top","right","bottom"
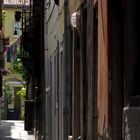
{"left": 3, "top": 8, "right": 22, "bottom": 37}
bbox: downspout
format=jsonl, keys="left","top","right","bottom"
{"left": 0, "top": 0, "right": 3, "bottom": 124}
{"left": 0, "top": 0, "right": 3, "bottom": 97}
{"left": 64, "top": 0, "right": 69, "bottom": 139}
{"left": 41, "top": 0, "right": 45, "bottom": 139}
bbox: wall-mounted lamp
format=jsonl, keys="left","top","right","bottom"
{"left": 71, "top": 12, "right": 77, "bottom": 28}
{"left": 71, "top": 11, "right": 80, "bottom": 29}
{"left": 68, "top": 136, "right": 73, "bottom": 140}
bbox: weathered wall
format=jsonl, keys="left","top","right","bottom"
{"left": 123, "top": 107, "right": 140, "bottom": 140}
{"left": 58, "top": 0, "right": 64, "bottom": 43}
{"left": 45, "top": 0, "right": 59, "bottom": 58}
{"left": 44, "top": 0, "right": 60, "bottom": 140}
{"left": 69, "top": 0, "right": 81, "bottom": 15}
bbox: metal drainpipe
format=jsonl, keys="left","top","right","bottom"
{"left": 0, "top": 0, "right": 3, "bottom": 124}
{"left": 0, "top": 75, "right": 2, "bottom": 123}
{"left": 0, "top": 75, "right": 2, "bottom": 97}
{"left": 64, "top": 0, "right": 69, "bottom": 139}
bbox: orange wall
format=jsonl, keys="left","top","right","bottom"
{"left": 97, "top": 0, "right": 109, "bottom": 137}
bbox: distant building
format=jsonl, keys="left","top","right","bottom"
{"left": 3, "top": 0, "right": 29, "bottom": 6}
{"left": 1, "top": 0, "right": 30, "bottom": 120}
{"left": 3, "top": 0, "right": 29, "bottom": 37}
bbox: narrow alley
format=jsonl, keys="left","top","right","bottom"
{"left": 0, "top": 0, "right": 140, "bottom": 140}
{"left": 0, "top": 120, "right": 35, "bottom": 140}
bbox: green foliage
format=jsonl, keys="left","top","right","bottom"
{"left": 17, "top": 87, "right": 26, "bottom": 101}
{"left": 12, "top": 58, "right": 23, "bottom": 74}
{"left": 3, "top": 84, "right": 13, "bottom": 104}
{"left": 11, "top": 55, "right": 27, "bottom": 80}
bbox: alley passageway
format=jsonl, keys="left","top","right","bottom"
{"left": 0, "top": 0, "right": 140, "bottom": 139}
{"left": 0, "top": 121, "right": 35, "bottom": 140}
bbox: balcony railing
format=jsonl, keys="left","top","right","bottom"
{"left": 20, "top": 0, "right": 32, "bottom": 56}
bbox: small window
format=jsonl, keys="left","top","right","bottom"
{"left": 15, "top": 11, "right": 21, "bottom": 22}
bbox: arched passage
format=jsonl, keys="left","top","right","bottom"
{"left": 3, "top": 78, "right": 26, "bottom": 87}
{"left": 2, "top": 78, "right": 26, "bottom": 120}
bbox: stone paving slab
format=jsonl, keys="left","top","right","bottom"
{"left": 0, "top": 120, "right": 35, "bottom": 140}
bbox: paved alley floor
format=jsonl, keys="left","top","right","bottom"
{"left": 0, "top": 120, "right": 35, "bottom": 140}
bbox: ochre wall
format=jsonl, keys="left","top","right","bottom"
{"left": 3, "top": 8, "right": 22, "bottom": 37}
{"left": 69, "top": 0, "right": 81, "bottom": 15}
{"left": 97, "top": 0, "right": 109, "bottom": 138}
